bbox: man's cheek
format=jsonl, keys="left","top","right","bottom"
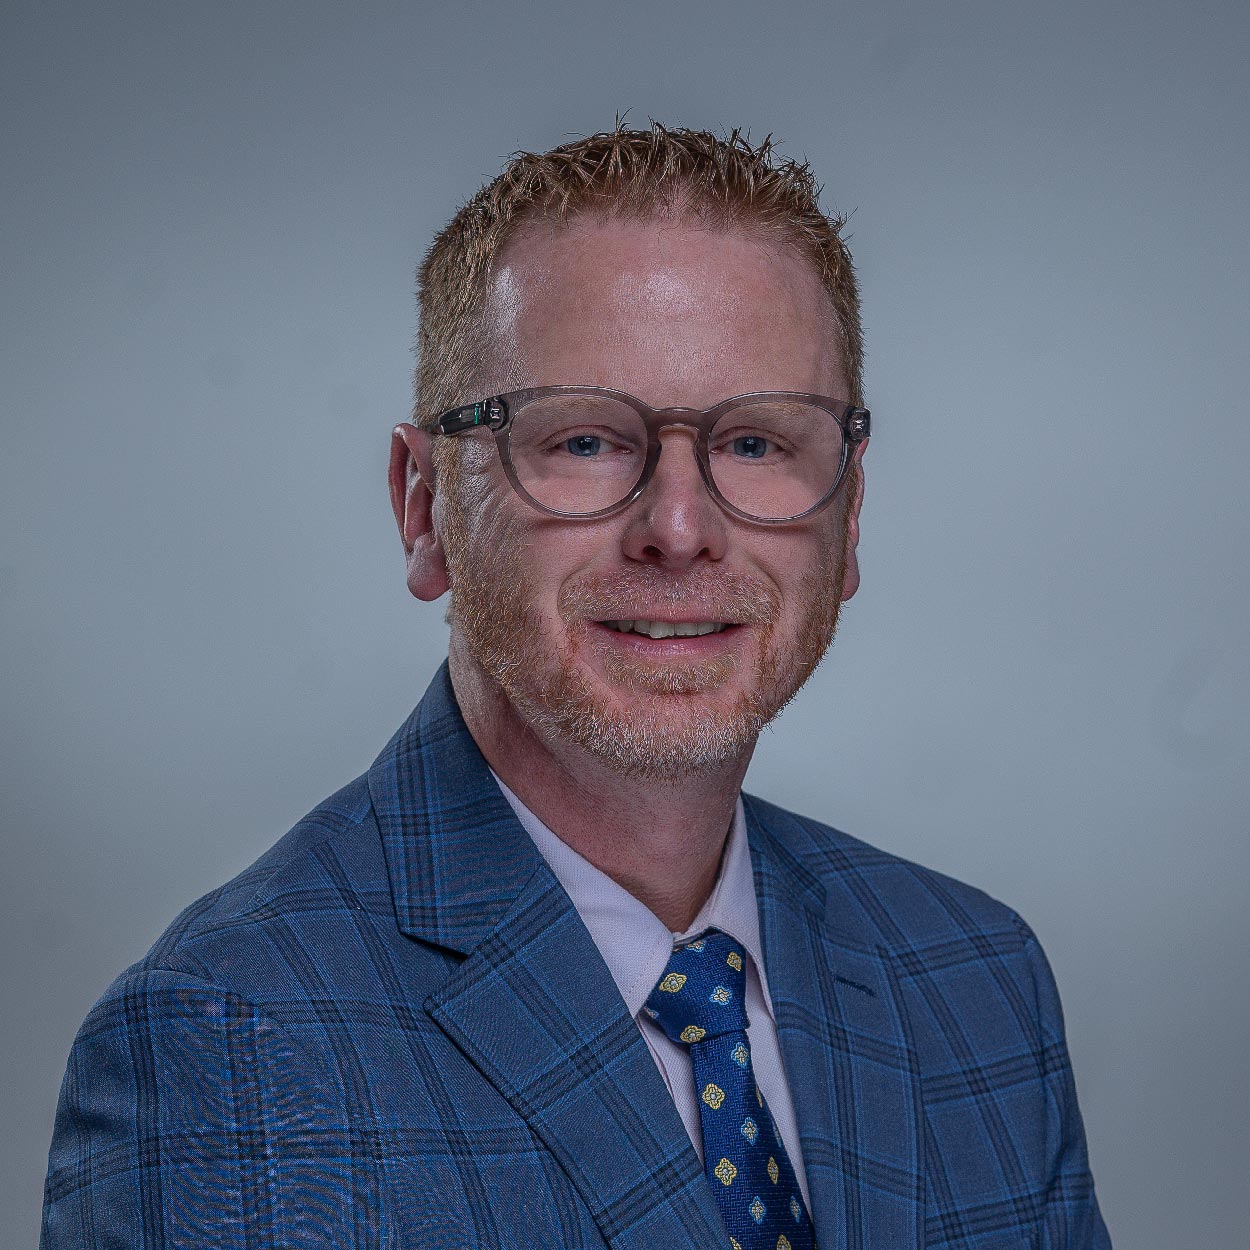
{"left": 442, "top": 484, "right": 512, "bottom": 561}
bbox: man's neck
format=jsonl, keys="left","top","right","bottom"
{"left": 448, "top": 643, "right": 752, "bottom": 933}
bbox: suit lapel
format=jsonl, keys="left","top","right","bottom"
{"left": 369, "top": 665, "right": 726, "bottom": 1250}
{"left": 426, "top": 869, "right": 727, "bottom": 1250}
{"left": 746, "top": 795, "right": 925, "bottom": 1250}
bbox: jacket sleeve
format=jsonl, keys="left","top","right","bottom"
{"left": 1017, "top": 922, "right": 1114, "bottom": 1249}
{"left": 41, "top": 967, "right": 371, "bottom": 1249}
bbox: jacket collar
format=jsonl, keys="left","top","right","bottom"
{"left": 368, "top": 663, "right": 728, "bottom": 1249}
{"left": 368, "top": 661, "right": 545, "bottom": 953}
{"left": 745, "top": 794, "right": 925, "bottom": 1250}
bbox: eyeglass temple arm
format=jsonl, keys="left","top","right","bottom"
{"left": 434, "top": 398, "right": 508, "bottom": 436}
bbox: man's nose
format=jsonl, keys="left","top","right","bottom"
{"left": 618, "top": 427, "right": 728, "bottom": 567}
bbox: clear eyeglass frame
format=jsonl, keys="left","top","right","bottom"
{"left": 426, "top": 385, "right": 871, "bottom": 525}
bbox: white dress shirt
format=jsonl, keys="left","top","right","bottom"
{"left": 492, "top": 773, "right": 811, "bottom": 1206}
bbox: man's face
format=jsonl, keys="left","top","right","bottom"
{"left": 436, "top": 217, "right": 864, "bottom": 779}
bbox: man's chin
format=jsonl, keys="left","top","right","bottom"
{"left": 524, "top": 661, "right": 766, "bottom": 780}
{"left": 558, "top": 698, "right": 763, "bottom": 780}
{"left": 594, "top": 655, "right": 742, "bottom": 699}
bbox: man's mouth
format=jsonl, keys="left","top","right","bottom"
{"left": 599, "top": 619, "right": 732, "bottom": 639}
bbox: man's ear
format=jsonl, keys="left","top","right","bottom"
{"left": 389, "top": 424, "right": 450, "bottom": 602}
{"left": 839, "top": 439, "right": 868, "bottom": 603}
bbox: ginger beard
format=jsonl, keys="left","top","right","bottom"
{"left": 440, "top": 465, "right": 851, "bottom": 781}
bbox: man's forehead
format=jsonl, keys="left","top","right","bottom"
{"left": 492, "top": 216, "right": 826, "bottom": 311}
{"left": 481, "top": 216, "right": 844, "bottom": 400}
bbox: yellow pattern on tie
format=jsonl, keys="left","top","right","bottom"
{"left": 702, "top": 1082, "right": 726, "bottom": 1109}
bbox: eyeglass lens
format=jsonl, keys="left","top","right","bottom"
{"left": 505, "top": 394, "right": 846, "bottom": 520}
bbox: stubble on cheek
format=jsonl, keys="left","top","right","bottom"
{"left": 438, "top": 463, "right": 850, "bottom": 779}
{"left": 438, "top": 459, "right": 544, "bottom": 688}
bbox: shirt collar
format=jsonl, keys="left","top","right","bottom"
{"left": 491, "top": 772, "right": 772, "bottom": 1021}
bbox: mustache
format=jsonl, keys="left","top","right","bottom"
{"left": 557, "top": 568, "right": 779, "bottom": 625}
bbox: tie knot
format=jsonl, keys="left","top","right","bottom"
{"left": 643, "top": 929, "right": 750, "bottom": 1045}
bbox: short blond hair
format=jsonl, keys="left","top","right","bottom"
{"left": 413, "top": 122, "right": 864, "bottom": 429}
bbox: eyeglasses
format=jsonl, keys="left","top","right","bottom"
{"left": 428, "top": 386, "right": 870, "bottom": 525}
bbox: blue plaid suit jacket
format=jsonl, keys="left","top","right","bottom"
{"left": 43, "top": 664, "right": 1110, "bottom": 1249}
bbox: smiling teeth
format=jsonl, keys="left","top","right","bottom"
{"left": 604, "top": 620, "right": 728, "bottom": 638}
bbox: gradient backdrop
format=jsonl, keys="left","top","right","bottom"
{"left": 3, "top": 2, "right": 1247, "bottom": 1246}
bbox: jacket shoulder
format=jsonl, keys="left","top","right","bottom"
{"left": 124, "top": 772, "right": 384, "bottom": 991}
{"left": 743, "top": 791, "right": 1031, "bottom": 953}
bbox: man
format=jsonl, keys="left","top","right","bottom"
{"left": 43, "top": 124, "right": 1111, "bottom": 1249}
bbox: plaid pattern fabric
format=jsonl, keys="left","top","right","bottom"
{"left": 43, "top": 662, "right": 1111, "bottom": 1249}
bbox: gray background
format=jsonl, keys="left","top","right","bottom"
{"left": 3, "top": 1, "right": 1247, "bottom": 1245}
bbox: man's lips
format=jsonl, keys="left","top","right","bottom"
{"left": 598, "top": 618, "right": 735, "bottom": 639}
{"left": 558, "top": 571, "right": 775, "bottom": 639}
{"left": 585, "top": 618, "right": 747, "bottom": 654}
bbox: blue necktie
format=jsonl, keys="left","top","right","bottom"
{"left": 645, "top": 930, "right": 815, "bottom": 1250}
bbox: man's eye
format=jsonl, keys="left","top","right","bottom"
{"left": 731, "top": 434, "right": 772, "bottom": 458}
{"left": 564, "top": 434, "right": 603, "bottom": 456}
